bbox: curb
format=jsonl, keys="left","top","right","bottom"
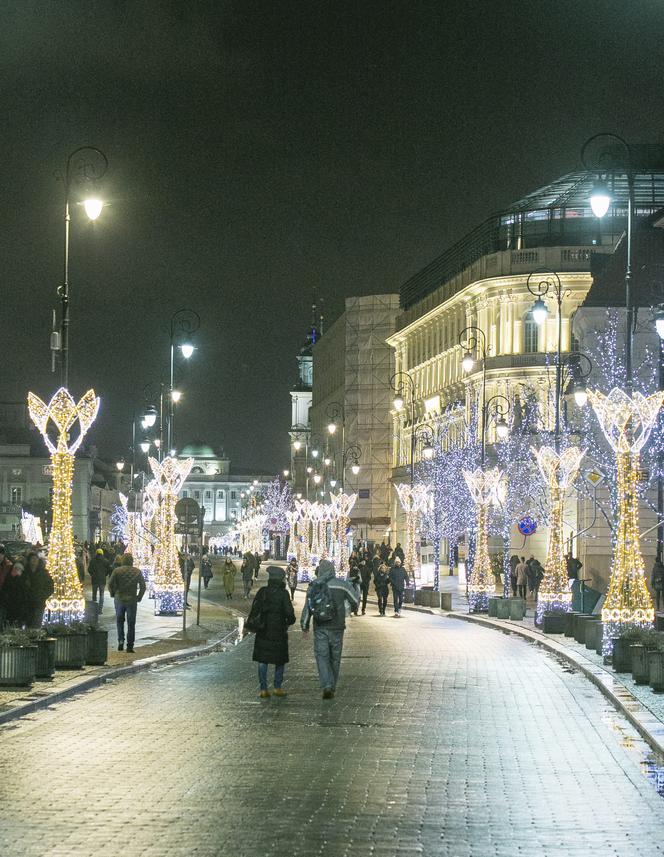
{"left": 449, "top": 612, "right": 664, "bottom": 758}
{"left": 0, "top": 629, "right": 240, "bottom": 727}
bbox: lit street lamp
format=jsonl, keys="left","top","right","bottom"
{"left": 167, "top": 308, "right": 200, "bottom": 452}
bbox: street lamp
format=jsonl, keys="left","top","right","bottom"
{"left": 390, "top": 371, "right": 419, "bottom": 484}
{"left": 171, "top": 389, "right": 182, "bottom": 403}
{"left": 293, "top": 439, "right": 302, "bottom": 451}
{"left": 313, "top": 473, "right": 321, "bottom": 485}
{"left": 168, "top": 308, "right": 200, "bottom": 452}
{"left": 340, "top": 443, "right": 362, "bottom": 489}
{"left": 116, "top": 459, "right": 124, "bottom": 472}
{"left": 283, "top": 469, "right": 290, "bottom": 477}
{"left": 143, "top": 406, "right": 157, "bottom": 428}
{"left": 139, "top": 440, "right": 151, "bottom": 454}
{"left": 458, "top": 327, "right": 489, "bottom": 465}
{"left": 56, "top": 146, "right": 108, "bottom": 387}
{"left": 589, "top": 178, "right": 612, "bottom": 219}
{"left": 327, "top": 421, "right": 337, "bottom": 434}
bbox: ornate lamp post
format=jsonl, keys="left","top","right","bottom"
{"left": 167, "top": 309, "right": 200, "bottom": 453}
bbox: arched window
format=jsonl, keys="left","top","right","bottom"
{"left": 523, "top": 312, "right": 539, "bottom": 354}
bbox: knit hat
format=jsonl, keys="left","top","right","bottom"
{"left": 316, "top": 559, "right": 335, "bottom": 577}
{"left": 267, "top": 565, "right": 285, "bottom": 581}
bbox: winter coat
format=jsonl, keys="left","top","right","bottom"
{"left": 515, "top": 562, "right": 528, "bottom": 586}
{"left": 389, "top": 566, "right": 409, "bottom": 592}
{"left": 23, "top": 559, "right": 54, "bottom": 609}
{"left": 286, "top": 565, "right": 298, "bottom": 591}
{"left": 201, "top": 556, "right": 213, "bottom": 581}
{"left": 109, "top": 566, "right": 146, "bottom": 605}
{"left": 653, "top": 560, "right": 664, "bottom": 592}
{"left": 374, "top": 569, "right": 390, "bottom": 595}
{"left": 88, "top": 555, "right": 111, "bottom": 586}
{"left": 251, "top": 580, "right": 295, "bottom": 665}
{"left": 392, "top": 545, "right": 405, "bottom": 564}
{"left": 241, "top": 555, "right": 255, "bottom": 581}
{"left": 223, "top": 562, "right": 236, "bottom": 592}
{"left": 359, "top": 561, "right": 372, "bottom": 587}
{"left": 301, "top": 565, "right": 359, "bottom": 632}
{"left": 0, "top": 569, "right": 28, "bottom": 623}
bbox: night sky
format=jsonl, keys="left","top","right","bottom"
{"left": 2, "top": 1, "right": 664, "bottom": 473}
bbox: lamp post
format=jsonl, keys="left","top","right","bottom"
{"left": 581, "top": 133, "right": 636, "bottom": 392}
{"left": 168, "top": 309, "right": 200, "bottom": 453}
{"left": 390, "top": 371, "right": 419, "bottom": 484}
{"left": 326, "top": 402, "right": 346, "bottom": 488}
{"left": 457, "top": 328, "right": 489, "bottom": 464}
{"left": 340, "top": 444, "right": 362, "bottom": 491}
{"left": 56, "top": 147, "right": 108, "bottom": 388}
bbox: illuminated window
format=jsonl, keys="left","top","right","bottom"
{"left": 10, "top": 486, "right": 22, "bottom": 505}
{"left": 523, "top": 312, "right": 539, "bottom": 354}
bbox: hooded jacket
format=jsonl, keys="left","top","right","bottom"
{"left": 300, "top": 561, "right": 359, "bottom": 632}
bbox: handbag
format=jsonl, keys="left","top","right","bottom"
{"left": 245, "top": 590, "right": 267, "bottom": 633}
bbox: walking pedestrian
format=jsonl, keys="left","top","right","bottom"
{"left": 253, "top": 550, "right": 262, "bottom": 580}
{"left": 391, "top": 543, "right": 405, "bottom": 565}
{"left": 374, "top": 562, "right": 390, "bottom": 616}
{"left": 509, "top": 554, "right": 519, "bottom": 597}
{"left": 88, "top": 548, "right": 111, "bottom": 612}
{"left": 530, "top": 558, "right": 544, "bottom": 602}
{"left": 389, "top": 557, "right": 409, "bottom": 617}
{"left": 301, "top": 559, "right": 359, "bottom": 699}
{"left": 653, "top": 558, "right": 664, "bottom": 611}
{"left": 286, "top": 558, "right": 298, "bottom": 600}
{"left": 347, "top": 558, "right": 361, "bottom": 616}
{"left": 222, "top": 558, "right": 236, "bottom": 600}
{"left": 108, "top": 553, "right": 146, "bottom": 653}
{"left": 22, "top": 551, "right": 53, "bottom": 628}
{"left": 242, "top": 552, "right": 255, "bottom": 598}
{"left": 247, "top": 566, "right": 295, "bottom": 699}
{"left": 200, "top": 552, "right": 213, "bottom": 590}
{"left": 515, "top": 556, "right": 528, "bottom": 600}
{"left": 0, "top": 560, "right": 27, "bottom": 626}
{"left": 359, "top": 556, "right": 372, "bottom": 615}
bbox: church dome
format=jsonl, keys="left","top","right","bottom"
{"left": 180, "top": 443, "right": 218, "bottom": 459}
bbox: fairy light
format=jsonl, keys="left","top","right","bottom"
{"left": 149, "top": 455, "right": 193, "bottom": 614}
{"left": 463, "top": 467, "right": 502, "bottom": 613}
{"left": 532, "top": 446, "right": 585, "bottom": 625}
{"left": 588, "top": 388, "right": 662, "bottom": 653}
{"left": 395, "top": 483, "right": 430, "bottom": 583}
{"left": 28, "top": 388, "right": 99, "bottom": 624}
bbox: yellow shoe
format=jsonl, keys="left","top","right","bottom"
{"left": 273, "top": 688, "right": 287, "bottom": 697}
{"left": 259, "top": 690, "right": 271, "bottom": 699}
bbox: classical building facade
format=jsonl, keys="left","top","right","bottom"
{"left": 310, "top": 294, "right": 400, "bottom": 542}
{"left": 387, "top": 162, "right": 664, "bottom": 586}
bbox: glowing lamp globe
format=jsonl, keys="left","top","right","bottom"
{"left": 422, "top": 444, "right": 434, "bottom": 460}
{"left": 351, "top": 463, "right": 360, "bottom": 476}
{"left": 116, "top": 460, "right": 125, "bottom": 471}
{"left": 329, "top": 480, "right": 337, "bottom": 488}
{"left": 312, "top": 449, "right": 319, "bottom": 458}
{"left": 574, "top": 385, "right": 588, "bottom": 408}
{"left": 140, "top": 440, "right": 150, "bottom": 453}
{"left": 461, "top": 351, "right": 474, "bottom": 373}
{"left": 171, "top": 389, "right": 182, "bottom": 403}
{"left": 180, "top": 343, "right": 195, "bottom": 359}
{"left": 656, "top": 312, "right": 664, "bottom": 341}
{"left": 327, "top": 422, "right": 337, "bottom": 434}
{"left": 532, "top": 298, "right": 548, "bottom": 326}
{"left": 589, "top": 179, "right": 611, "bottom": 218}
{"left": 313, "top": 474, "right": 321, "bottom": 485}
{"left": 293, "top": 439, "right": 302, "bottom": 451}
{"left": 393, "top": 396, "right": 404, "bottom": 411}
{"left": 496, "top": 418, "right": 509, "bottom": 440}
{"left": 143, "top": 408, "right": 157, "bottom": 428}
{"left": 83, "top": 198, "right": 104, "bottom": 220}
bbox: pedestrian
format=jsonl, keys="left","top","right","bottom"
{"left": 22, "top": 551, "right": 53, "bottom": 628}
{"left": 241, "top": 552, "right": 255, "bottom": 598}
{"left": 374, "top": 561, "right": 390, "bottom": 616}
{"left": 301, "top": 559, "right": 359, "bottom": 699}
{"left": 530, "top": 558, "right": 544, "bottom": 602}
{"left": 222, "top": 558, "right": 236, "bottom": 599}
{"left": 88, "top": 548, "right": 111, "bottom": 612}
{"left": 254, "top": 550, "right": 262, "bottom": 580}
{"left": 389, "top": 557, "right": 409, "bottom": 617}
{"left": 359, "top": 555, "right": 372, "bottom": 615}
{"left": 286, "top": 558, "right": 298, "bottom": 600}
{"left": 247, "top": 566, "right": 295, "bottom": 699}
{"left": 509, "top": 554, "right": 519, "bottom": 597}
{"left": 565, "top": 552, "right": 583, "bottom": 580}
{"left": 515, "top": 556, "right": 528, "bottom": 600}
{"left": 108, "top": 553, "right": 146, "bottom": 653}
{"left": 653, "top": 558, "right": 664, "bottom": 611}
{"left": 379, "top": 540, "right": 390, "bottom": 562}
{"left": 347, "top": 558, "right": 361, "bottom": 616}
{"left": 0, "top": 560, "right": 27, "bottom": 626}
{"left": 200, "top": 553, "right": 213, "bottom": 590}
{"left": 392, "top": 543, "right": 405, "bottom": 565}
{"left": 0, "top": 544, "right": 14, "bottom": 629}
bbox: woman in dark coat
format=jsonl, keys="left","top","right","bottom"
{"left": 23, "top": 551, "right": 54, "bottom": 628}
{"left": 249, "top": 566, "right": 295, "bottom": 698}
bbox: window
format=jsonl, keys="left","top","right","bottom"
{"left": 10, "top": 486, "right": 22, "bottom": 505}
{"left": 181, "top": 489, "right": 189, "bottom": 498}
{"left": 231, "top": 491, "right": 237, "bottom": 500}
{"left": 217, "top": 490, "right": 224, "bottom": 500}
{"left": 194, "top": 490, "right": 201, "bottom": 501}
{"left": 523, "top": 312, "right": 539, "bottom": 354}
{"left": 205, "top": 490, "right": 212, "bottom": 500}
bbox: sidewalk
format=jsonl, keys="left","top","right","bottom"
{"left": 0, "top": 556, "right": 252, "bottom": 723}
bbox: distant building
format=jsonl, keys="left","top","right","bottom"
{"left": 289, "top": 303, "right": 323, "bottom": 497}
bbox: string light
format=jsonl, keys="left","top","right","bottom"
{"left": 28, "top": 388, "right": 100, "bottom": 624}
{"left": 463, "top": 467, "right": 502, "bottom": 613}
{"left": 394, "top": 483, "right": 430, "bottom": 582}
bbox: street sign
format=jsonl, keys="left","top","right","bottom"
{"left": 175, "top": 522, "right": 199, "bottom": 535}
{"left": 175, "top": 497, "right": 200, "bottom": 526}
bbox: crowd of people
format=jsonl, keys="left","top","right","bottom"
{"left": 0, "top": 543, "right": 54, "bottom": 629}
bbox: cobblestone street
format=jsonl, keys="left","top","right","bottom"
{"left": 3, "top": 606, "right": 664, "bottom": 857}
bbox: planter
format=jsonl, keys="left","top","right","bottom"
{"left": 84, "top": 600, "right": 99, "bottom": 627}
{"left": 427, "top": 591, "right": 442, "bottom": 609}
{"left": 649, "top": 650, "right": 664, "bottom": 692}
{"left": 488, "top": 597, "right": 500, "bottom": 617}
{"left": 403, "top": 589, "right": 414, "bottom": 604}
{"left": 440, "top": 592, "right": 452, "bottom": 611}
{"left": 85, "top": 628, "right": 108, "bottom": 666}
{"left": 564, "top": 612, "right": 579, "bottom": 638}
{"left": 35, "top": 637, "right": 56, "bottom": 679}
{"left": 612, "top": 637, "right": 633, "bottom": 673}
{"left": 574, "top": 615, "right": 599, "bottom": 645}
{"left": 0, "top": 645, "right": 37, "bottom": 687}
{"left": 414, "top": 590, "right": 425, "bottom": 607}
{"left": 496, "top": 599, "right": 511, "bottom": 620}
{"left": 585, "top": 621, "right": 602, "bottom": 651}
{"left": 54, "top": 633, "right": 88, "bottom": 669}
{"left": 595, "top": 623, "right": 605, "bottom": 656}
{"left": 631, "top": 644, "right": 651, "bottom": 684}
{"left": 509, "top": 598, "right": 525, "bottom": 621}
{"left": 543, "top": 612, "right": 567, "bottom": 634}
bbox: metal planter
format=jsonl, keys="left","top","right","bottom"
{"left": 35, "top": 637, "right": 56, "bottom": 679}
{"left": 54, "top": 633, "right": 88, "bottom": 669}
{"left": 631, "top": 644, "right": 651, "bottom": 684}
{"left": 0, "top": 645, "right": 37, "bottom": 687}
{"left": 508, "top": 598, "right": 525, "bottom": 620}
{"left": 496, "top": 599, "right": 511, "bottom": 620}
{"left": 543, "top": 612, "right": 567, "bottom": 634}
{"left": 612, "top": 637, "right": 633, "bottom": 673}
{"left": 85, "top": 629, "right": 108, "bottom": 666}
{"left": 649, "top": 650, "right": 664, "bottom": 693}
{"left": 488, "top": 597, "right": 500, "bottom": 617}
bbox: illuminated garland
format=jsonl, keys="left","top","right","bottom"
{"left": 589, "top": 388, "right": 662, "bottom": 653}
{"left": 463, "top": 467, "right": 502, "bottom": 613}
{"left": 111, "top": 492, "right": 129, "bottom": 543}
{"left": 294, "top": 499, "right": 312, "bottom": 580}
{"left": 19, "top": 510, "right": 43, "bottom": 545}
{"left": 149, "top": 456, "right": 193, "bottom": 614}
{"left": 28, "top": 388, "right": 99, "bottom": 624}
{"left": 532, "top": 446, "right": 585, "bottom": 624}
{"left": 331, "top": 491, "right": 356, "bottom": 577}
{"left": 286, "top": 510, "right": 298, "bottom": 561}
{"left": 394, "top": 483, "right": 430, "bottom": 582}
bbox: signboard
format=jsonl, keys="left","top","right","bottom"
{"left": 517, "top": 515, "right": 537, "bottom": 537}
{"left": 358, "top": 489, "right": 370, "bottom": 499}
{"left": 175, "top": 497, "right": 200, "bottom": 526}
{"left": 175, "top": 523, "right": 199, "bottom": 535}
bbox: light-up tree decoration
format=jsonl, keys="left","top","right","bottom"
{"left": 294, "top": 499, "right": 312, "bottom": 580}
{"left": 28, "top": 387, "right": 100, "bottom": 623}
{"left": 19, "top": 510, "right": 44, "bottom": 545}
{"left": 394, "top": 483, "right": 429, "bottom": 582}
{"left": 531, "top": 446, "right": 585, "bottom": 624}
{"left": 331, "top": 491, "right": 356, "bottom": 576}
{"left": 309, "top": 502, "right": 323, "bottom": 563}
{"left": 588, "top": 388, "right": 662, "bottom": 651}
{"left": 463, "top": 467, "right": 503, "bottom": 613}
{"left": 149, "top": 455, "right": 193, "bottom": 614}
{"left": 111, "top": 492, "right": 129, "bottom": 544}
{"left": 286, "top": 510, "right": 298, "bottom": 561}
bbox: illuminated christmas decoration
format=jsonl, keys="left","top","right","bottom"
{"left": 463, "top": 467, "right": 503, "bottom": 613}
{"left": 28, "top": 387, "right": 100, "bottom": 623}
{"left": 331, "top": 491, "right": 356, "bottom": 576}
{"left": 394, "top": 483, "right": 429, "bottom": 582}
{"left": 588, "top": 388, "right": 662, "bottom": 652}
{"left": 19, "top": 510, "right": 44, "bottom": 545}
{"left": 261, "top": 477, "right": 292, "bottom": 543}
{"left": 532, "top": 446, "right": 585, "bottom": 624}
{"left": 294, "top": 499, "right": 312, "bottom": 580}
{"left": 286, "top": 510, "right": 298, "bottom": 561}
{"left": 149, "top": 455, "right": 193, "bottom": 614}
{"left": 110, "top": 492, "right": 129, "bottom": 543}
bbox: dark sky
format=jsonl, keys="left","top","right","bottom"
{"left": 2, "top": 1, "right": 664, "bottom": 473}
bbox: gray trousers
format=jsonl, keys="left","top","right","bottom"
{"left": 313, "top": 627, "right": 345, "bottom": 690}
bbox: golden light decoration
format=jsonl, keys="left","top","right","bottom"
{"left": 27, "top": 387, "right": 100, "bottom": 623}
{"left": 588, "top": 388, "right": 663, "bottom": 648}
{"left": 531, "top": 446, "right": 585, "bottom": 623}
{"left": 286, "top": 510, "right": 298, "bottom": 562}
{"left": 294, "top": 498, "right": 312, "bottom": 575}
{"left": 149, "top": 455, "right": 193, "bottom": 614}
{"left": 331, "top": 491, "right": 357, "bottom": 576}
{"left": 463, "top": 467, "right": 503, "bottom": 613}
{"left": 394, "top": 483, "right": 430, "bottom": 581}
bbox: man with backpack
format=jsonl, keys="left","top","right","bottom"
{"left": 301, "top": 559, "right": 359, "bottom": 700}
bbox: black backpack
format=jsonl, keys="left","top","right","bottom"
{"left": 307, "top": 579, "right": 336, "bottom": 623}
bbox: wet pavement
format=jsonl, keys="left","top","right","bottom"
{"left": 2, "top": 606, "right": 664, "bottom": 856}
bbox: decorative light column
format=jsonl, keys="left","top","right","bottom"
{"left": 462, "top": 467, "right": 503, "bottom": 613}
{"left": 532, "top": 446, "right": 585, "bottom": 624}
{"left": 394, "top": 483, "right": 429, "bottom": 583}
{"left": 333, "top": 491, "right": 356, "bottom": 576}
{"left": 589, "top": 388, "right": 662, "bottom": 652}
{"left": 295, "top": 499, "right": 312, "bottom": 580}
{"left": 286, "top": 510, "right": 298, "bottom": 562}
{"left": 28, "top": 387, "right": 100, "bottom": 623}
{"left": 149, "top": 455, "right": 193, "bottom": 615}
